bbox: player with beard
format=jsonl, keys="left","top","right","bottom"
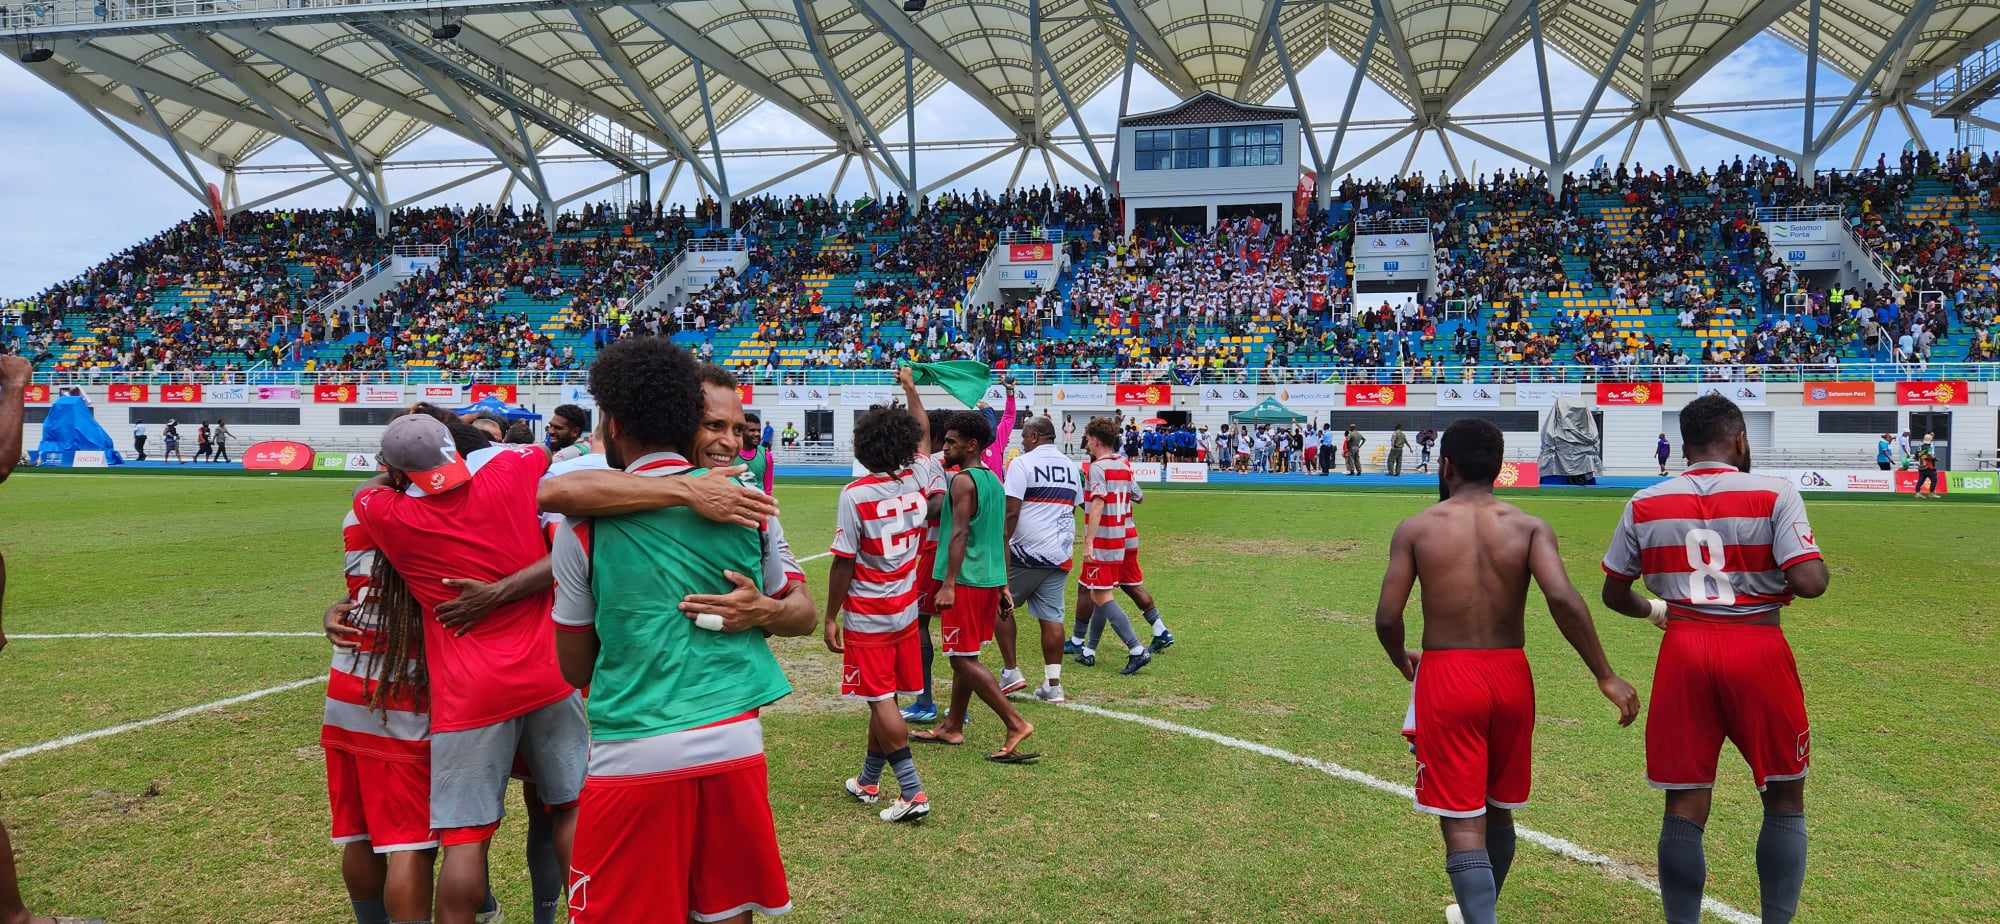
{"left": 1375, "top": 419, "right": 1638, "bottom": 924}
{"left": 1599, "top": 395, "right": 1828, "bottom": 924}
{"left": 910, "top": 411, "right": 1035, "bottom": 761}
{"left": 825, "top": 406, "right": 933, "bottom": 822}
{"left": 540, "top": 339, "right": 811, "bottom": 923}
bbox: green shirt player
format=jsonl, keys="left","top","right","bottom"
{"left": 540, "top": 338, "right": 814, "bottom": 924}
{"left": 911, "top": 410, "right": 1037, "bottom": 762}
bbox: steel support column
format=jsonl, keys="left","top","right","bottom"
{"left": 1655, "top": 115, "right": 1691, "bottom": 172}
{"left": 1850, "top": 105, "right": 1884, "bottom": 170}
{"left": 1035, "top": 0, "right": 1109, "bottom": 186}
{"left": 921, "top": 143, "right": 1023, "bottom": 196}
{"left": 1110, "top": 40, "right": 1136, "bottom": 194}
{"left": 1270, "top": 13, "right": 1324, "bottom": 177}
{"left": 735, "top": 151, "right": 844, "bottom": 201}
{"left": 135, "top": 91, "right": 210, "bottom": 200}
{"left": 1559, "top": 0, "right": 1653, "bottom": 165}
{"left": 1812, "top": 0, "right": 1934, "bottom": 153}
{"left": 307, "top": 78, "right": 388, "bottom": 234}
{"left": 694, "top": 61, "right": 733, "bottom": 225}
{"left": 1322, "top": 14, "right": 1382, "bottom": 208}
{"left": 793, "top": 0, "right": 913, "bottom": 193}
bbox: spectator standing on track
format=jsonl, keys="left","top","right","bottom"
{"left": 1877, "top": 433, "right": 1894, "bottom": 471}
{"left": 195, "top": 422, "right": 213, "bottom": 463}
{"left": 1657, "top": 433, "right": 1672, "bottom": 477}
{"left": 1914, "top": 449, "right": 1940, "bottom": 498}
{"left": 132, "top": 421, "right": 147, "bottom": 461}
{"left": 1388, "top": 425, "right": 1409, "bottom": 476}
{"left": 162, "top": 420, "right": 184, "bottom": 464}
{"left": 1344, "top": 425, "right": 1366, "bottom": 476}
{"left": 1417, "top": 428, "right": 1437, "bottom": 474}
{"left": 1320, "top": 427, "right": 1336, "bottom": 475}
{"left": 781, "top": 422, "right": 799, "bottom": 448}
{"left": 0, "top": 353, "right": 106, "bottom": 924}
{"left": 212, "top": 421, "right": 232, "bottom": 464}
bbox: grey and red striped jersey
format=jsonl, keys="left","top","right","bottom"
{"left": 1083, "top": 455, "right": 1134, "bottom": 564}
{"left": 1602, "top": 462, "right": 1822, "bottom": 622}
{"left": 830, "top": 468, "right": 929, "bottom": 635}
{"left": 914, "top": 451, "right": 948, "bottom": 553}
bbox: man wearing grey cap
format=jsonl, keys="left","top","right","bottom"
{"left": 352, "top": 415, "right": 584, "bottom": 924}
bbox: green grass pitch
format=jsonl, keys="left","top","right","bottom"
{"left": 0, "top": 472, "right": 1993, "bottom": 922}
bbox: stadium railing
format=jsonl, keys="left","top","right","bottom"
{"left": 26, "top": 363, "right": 2000, "bottom": 388}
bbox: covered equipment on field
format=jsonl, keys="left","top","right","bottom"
{"left": 1537, "top": 397, "right": 1601, "bottom": 484}
{"left": 32, "top": 393, "right": 126, "bottom": 466}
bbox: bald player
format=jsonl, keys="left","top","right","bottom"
{"left": 1374, "top": 419, "right": 1639, "bottom": 924}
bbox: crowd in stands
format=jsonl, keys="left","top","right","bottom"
{"left": 13, "top": 148, "right": 2000, "bottom": 375}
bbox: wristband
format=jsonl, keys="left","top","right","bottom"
{"left": 694, "top": 613, "right": 726, "bottom": 631}
{"left": 1646, "top": 597, "right": 1668, "bottom": 628}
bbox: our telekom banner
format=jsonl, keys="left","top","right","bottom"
{"left": 1114, "top": 383, "right": 1173, "bottom": 406}
{"left": 106, "top": 384, "right": 148, "bottom": 403}
{"left": 22, "top": 384, "right": 50, "bottom": 403}
{"left": 314, "top": 383, "right": 358, "bottom": 404}
{"left": 469, "top": 384, "right": 518, "bottom": 403}
{"left": 159, "top": 383, "right": 202, "bottom": 404}
{"left": 1895, "top": 380, "right": 1969, "bottom": 405}
{"left": 1596, "top": 381, "right": 1664, "bottom": 405}
{"left": 1345, "top": 384, "right": 1407, "bottom": 407}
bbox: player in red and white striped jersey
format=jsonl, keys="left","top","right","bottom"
{"left": 322, "top": 510, "right": 436, "bottom": 924}
{"left": 896, "top": 368, "right": 951, "bottom": 725}
{"left": 1074, "top": 418, "right": 1152, "bottom": 675}
{"left": 825, "top": 406, "right": 934, "bottom": 822}
{"left": 1600, "top": 395, "right": 1829, "bottom": 924}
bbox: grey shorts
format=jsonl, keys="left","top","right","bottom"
{"left": 1007, "top": 566, "right": 1069, "bottom": 623}
{"left": 431, "top": 692, "right": 588, "bottom": 833}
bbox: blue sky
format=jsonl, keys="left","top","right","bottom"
{"left": 0, "top": 33, "right": 1960, "bottom": 296}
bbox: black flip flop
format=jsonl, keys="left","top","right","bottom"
{"left": 986, "top": 750, "right": 1042, "bottom": 764}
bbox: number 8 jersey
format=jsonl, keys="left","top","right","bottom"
{"left": 1602, "top": 461, "right": 1822, "bottom": 622}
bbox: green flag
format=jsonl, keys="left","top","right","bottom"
{"left": 905, "top": 360, "right": 991, "bottom": 408}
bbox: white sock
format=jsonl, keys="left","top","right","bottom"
{"left": 1129, "top": 644, "right": 1148, "bottom": 656}
{"left": 1080, "top": 647, "right": 1096, "bottom": 659}
{"left": 1070, "top": 634, "right": 1086, "bottom": 646}
{"left": 1151, "top": 620, "right": 1169, "bottom": 637}
{"left": 1045, "top": 664, "right": 1062, "bottom": 682}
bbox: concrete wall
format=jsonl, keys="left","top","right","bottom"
{"left": 1118, "top": 117, "right": 1301, "bottom": 232}
{"left": 24, "top": 381, "right": 1998, "bottom": 474}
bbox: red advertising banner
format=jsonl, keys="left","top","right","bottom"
{"left": 241, "top": 440, "right": 315, "bottom": 471}
{"left": 1114, "top": 383, "right": 1173, "bottom": 406}
{"left": 737, "top": 384, "right": 756, "bottom": 406}
{"left": 1894, "top": 470, "right": 1948, "bottom": 494}
{"left": 159, "top": 383, "right": 202, "bottom": 404}
{"left": 1008, "top": 242, "right": 1054, "bottom": 262}
{"left": 1895, "top": 380, "right": 1969, "bottom": 405}
{"left": 1495, "top": 461, "right": 1541, "bottom": 489}
{"left": 106, "top": 384, "right": 148, "bottom": 403}
{"left": 22, "top": 384, "right": 50, "bottom": 403}
{"left": 1345, "top": 384, "right": 1407, "bottom": 407}
{"left": 314, "top": 383, "right": 358, "bottom": 404}
{"left": 1801, "top": 381, "right": 1875, "bottom": 405}
{"left": 469, "top": 383, "right": 518, "bottom": 403}
{"left": 1596, "top": 381, "right": 1664, "bottom": 405}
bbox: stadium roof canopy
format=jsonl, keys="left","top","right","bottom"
{"left": 7, "top": 0, "right": 2000, "bottom": 218}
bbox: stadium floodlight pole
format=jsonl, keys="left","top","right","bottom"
{"left": 1034, "top": 0, "right": 1110, "bottom": 187}
{"left": 1321, "top": 12, "right": 1381, "bottom": 208}
{"left": 792, "top": 0, "right": 913, "bottom": 193}
{"left": 1811, "top": 0, "right": 1934, "bottom": 154}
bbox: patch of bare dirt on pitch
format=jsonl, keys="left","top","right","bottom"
{"left": 1085, "top": 692, "right": 1215, "bottom": 711}
{"left": 1167, "top": 537, "right": 1362, "bottom": 564}
{"left": 765, "top": 640, "right": 850, "bottom": 715}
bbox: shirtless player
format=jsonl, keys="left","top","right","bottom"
{"left": 1374, "top": 419, "right": 1639, "bottom": 924}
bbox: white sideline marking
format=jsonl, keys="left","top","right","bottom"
{"left": 797, "top": 551, "right": 832, "bottom": 564}
{"left": 12, "top": 631, "right": 322, "bottom": 640}
{"left": 1061, "top": 702, "right": 1758, "bottom": 924}
{"left": 0, "top": 677, "right": 322, "bottom": 767}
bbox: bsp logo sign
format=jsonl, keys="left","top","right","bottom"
{"left": 1948, "top": 472, "right": 1998, "bottom": 494}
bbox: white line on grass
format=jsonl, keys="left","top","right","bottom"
{"left": 11, "top": 631, "right": 323, "bottom": 640}
{"left": 0, "top": 677, "right": 322, "bottom": 767}
{"left": 1061, "top": 701, "right": 1757, "bottom": 924}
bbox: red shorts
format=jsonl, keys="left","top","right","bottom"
{"left": 916, "top": 546, "right": 941, "bottom": 615}
{"left": 1410, "top": 648, "right": 1535, "bottom": 817}
{"left": 1120, "top": 548, "right": 1144, "bottom": 586}
{"left": 1079, "top": 556, "right": 1125, "bottom": 591}
{"left": 568, "top": 756, "right": 791, "bottom": 924}
{"left": 840, "top": 622, "right": 926, "bottom": 701}
{"left": 939, "top": 584, "right": 1002, "bottom": 657}
{"left": 326, "top": 748, "right": 436, "bottom": 853}
{"left": 1646, "top": 621, "right": 1810, "bottom": 791}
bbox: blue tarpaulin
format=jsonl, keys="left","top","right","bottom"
{"left": 32, "top": 394, "right": 126, "bottom": 466}
{"left": 451, "top": 395, "right": 542, "bottom": 421}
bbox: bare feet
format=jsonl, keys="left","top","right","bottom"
{"left": 992, "top": 721, "right": 1035, "bottom": 759}
{"left": 911, "top": 727, "right": 965, "bottom": 746}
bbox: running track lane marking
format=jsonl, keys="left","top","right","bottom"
{"left": 0, "top": 677, "right": 322, "bottom": 767}
{"left": 1059, "top": 701, "right": 1758, "bottom": 924}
